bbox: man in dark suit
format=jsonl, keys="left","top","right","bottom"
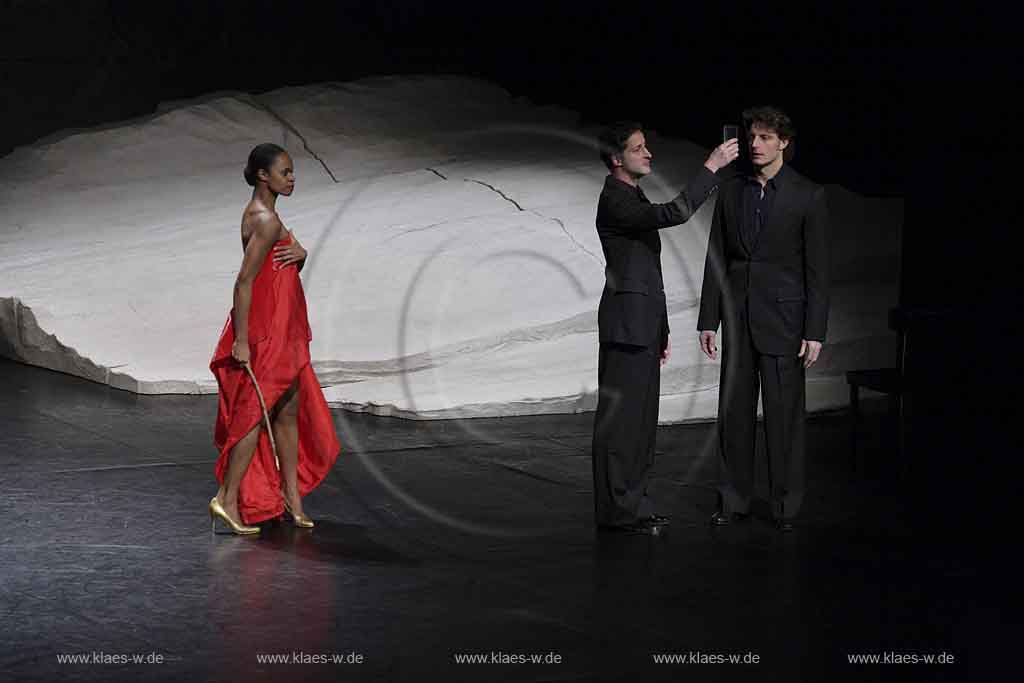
{"left": 592, "top": 122, "right": 738, "bottom": 534}
{"left": 697, "top": 106, "right": 829, "bottom": 531}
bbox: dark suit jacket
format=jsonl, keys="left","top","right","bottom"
{"left": 596, "top": 168, "right": 719, "bottom": 348}
{"left": 697, "top": 165, "right": 829, "bottom": 355}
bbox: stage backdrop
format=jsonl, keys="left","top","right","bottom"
{"left": 0, "top": 76, "right": 902, "bottom": 421}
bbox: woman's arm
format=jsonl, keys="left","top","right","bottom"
{"left": 231, "top": 212, "right": 281, "bottom": 363}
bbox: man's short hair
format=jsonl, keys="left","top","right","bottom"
{"left": 742, "top": 105, "right": 797, "bottom": 161}
{"left": 597, "top": 121, "right": 643, "bottom": 171}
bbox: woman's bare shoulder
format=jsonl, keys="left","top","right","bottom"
{"left": 240, "top": 202, "right": 285, "bottom": 243}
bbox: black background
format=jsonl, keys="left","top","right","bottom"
{"left": 1, "top": 0, "right": 902, "bottom": 196}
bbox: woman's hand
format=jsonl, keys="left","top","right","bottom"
{"left": 272, "top": 237, "right": 307, "bottom": 270}
{"left": 232, "top": 339, "right": 251, "bottom": 365}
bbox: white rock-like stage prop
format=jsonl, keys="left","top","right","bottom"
{"left": 0, "top": 76, "right": 903, "bottom": 422}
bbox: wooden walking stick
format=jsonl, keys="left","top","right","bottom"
{"left": 242, "top": 361, "right": 312, "bottom": 527}
{"left": 242, "top": 362, "right": 280, "bottom": 472}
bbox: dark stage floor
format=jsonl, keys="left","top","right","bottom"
{"left": 0, "top": 358, "right": 981, "bottom": 681}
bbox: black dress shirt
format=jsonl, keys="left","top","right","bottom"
{"left": 741, "top": 165, "right": 787, "bottom": 249}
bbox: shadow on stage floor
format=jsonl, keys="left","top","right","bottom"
{"left": 0, "top": 358, "right": 982, "bottom": 682}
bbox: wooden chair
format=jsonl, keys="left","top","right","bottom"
{"left": 846, "top": 308, "right": 907, "bottom": 475}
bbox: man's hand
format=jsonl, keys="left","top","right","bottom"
{"left": 272, "top": 237, "right": 307, "bottom": 270}
{"left": 704, "top": 139, "right": 740, "bottom": 173}
{"left": 699, "top": 330, "right": 718, "bottom": 360}
{"left": 798, "top": 340, "right": 822, "bottom": 369}
{"left": 660, "top": 336, "right": 671, "bottom": 367}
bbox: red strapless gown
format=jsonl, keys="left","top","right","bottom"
{"left": 210, "top": 236, "right": 341, "bottom": 524}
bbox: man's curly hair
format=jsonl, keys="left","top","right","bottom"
{"left": 743, "top": 106, "right": 796, "bottom": 162}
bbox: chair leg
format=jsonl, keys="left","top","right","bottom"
{"left": 888, "top": 392, "right": 899, "bottom": 458}
{"left": 897, "top": 392, "right": 908, "bottom": 482}
{"left": 849, "top": 384, "right": 860, "bottom": 474}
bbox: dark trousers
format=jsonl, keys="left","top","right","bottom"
{"left": 717, "top": 313, "right": 807, "bottom": 520}
{"left": 591, "top": 342, "right": 661, "bottom": 526}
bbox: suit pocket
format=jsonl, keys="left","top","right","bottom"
{"left": 615, "top": 278, "right": 649, "bottom": 295}
{"left": 776, "top": 286, "right": 805, "bottom": 303}
{"left": 775, "top": 287, "right": 805, "bottom": 334}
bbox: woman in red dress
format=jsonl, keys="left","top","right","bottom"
{"left": 208, "top": 143, "right": 340, "bottom": 535}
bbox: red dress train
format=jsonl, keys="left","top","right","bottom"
{"left": 210, "top": 236, "right": 340, "bottom": 524}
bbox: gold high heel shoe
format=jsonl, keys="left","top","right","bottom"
{"left": 282, "top": 497, "right": 315, "bottom": 528}
{"left": 209, "top": 496, "right": 260, "bottom": 535}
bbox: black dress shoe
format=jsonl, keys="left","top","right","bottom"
{"left": 646, "top": 514, "right": 670, "bottom": 526}
{"left": 598, "top": 520, "right": 663, "bottom": 535}
{"left": 710, "top": 511, "right": 750, "bottom": 526}
{"left": 774, "top": 519, "right": 794, "bottom": 532}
